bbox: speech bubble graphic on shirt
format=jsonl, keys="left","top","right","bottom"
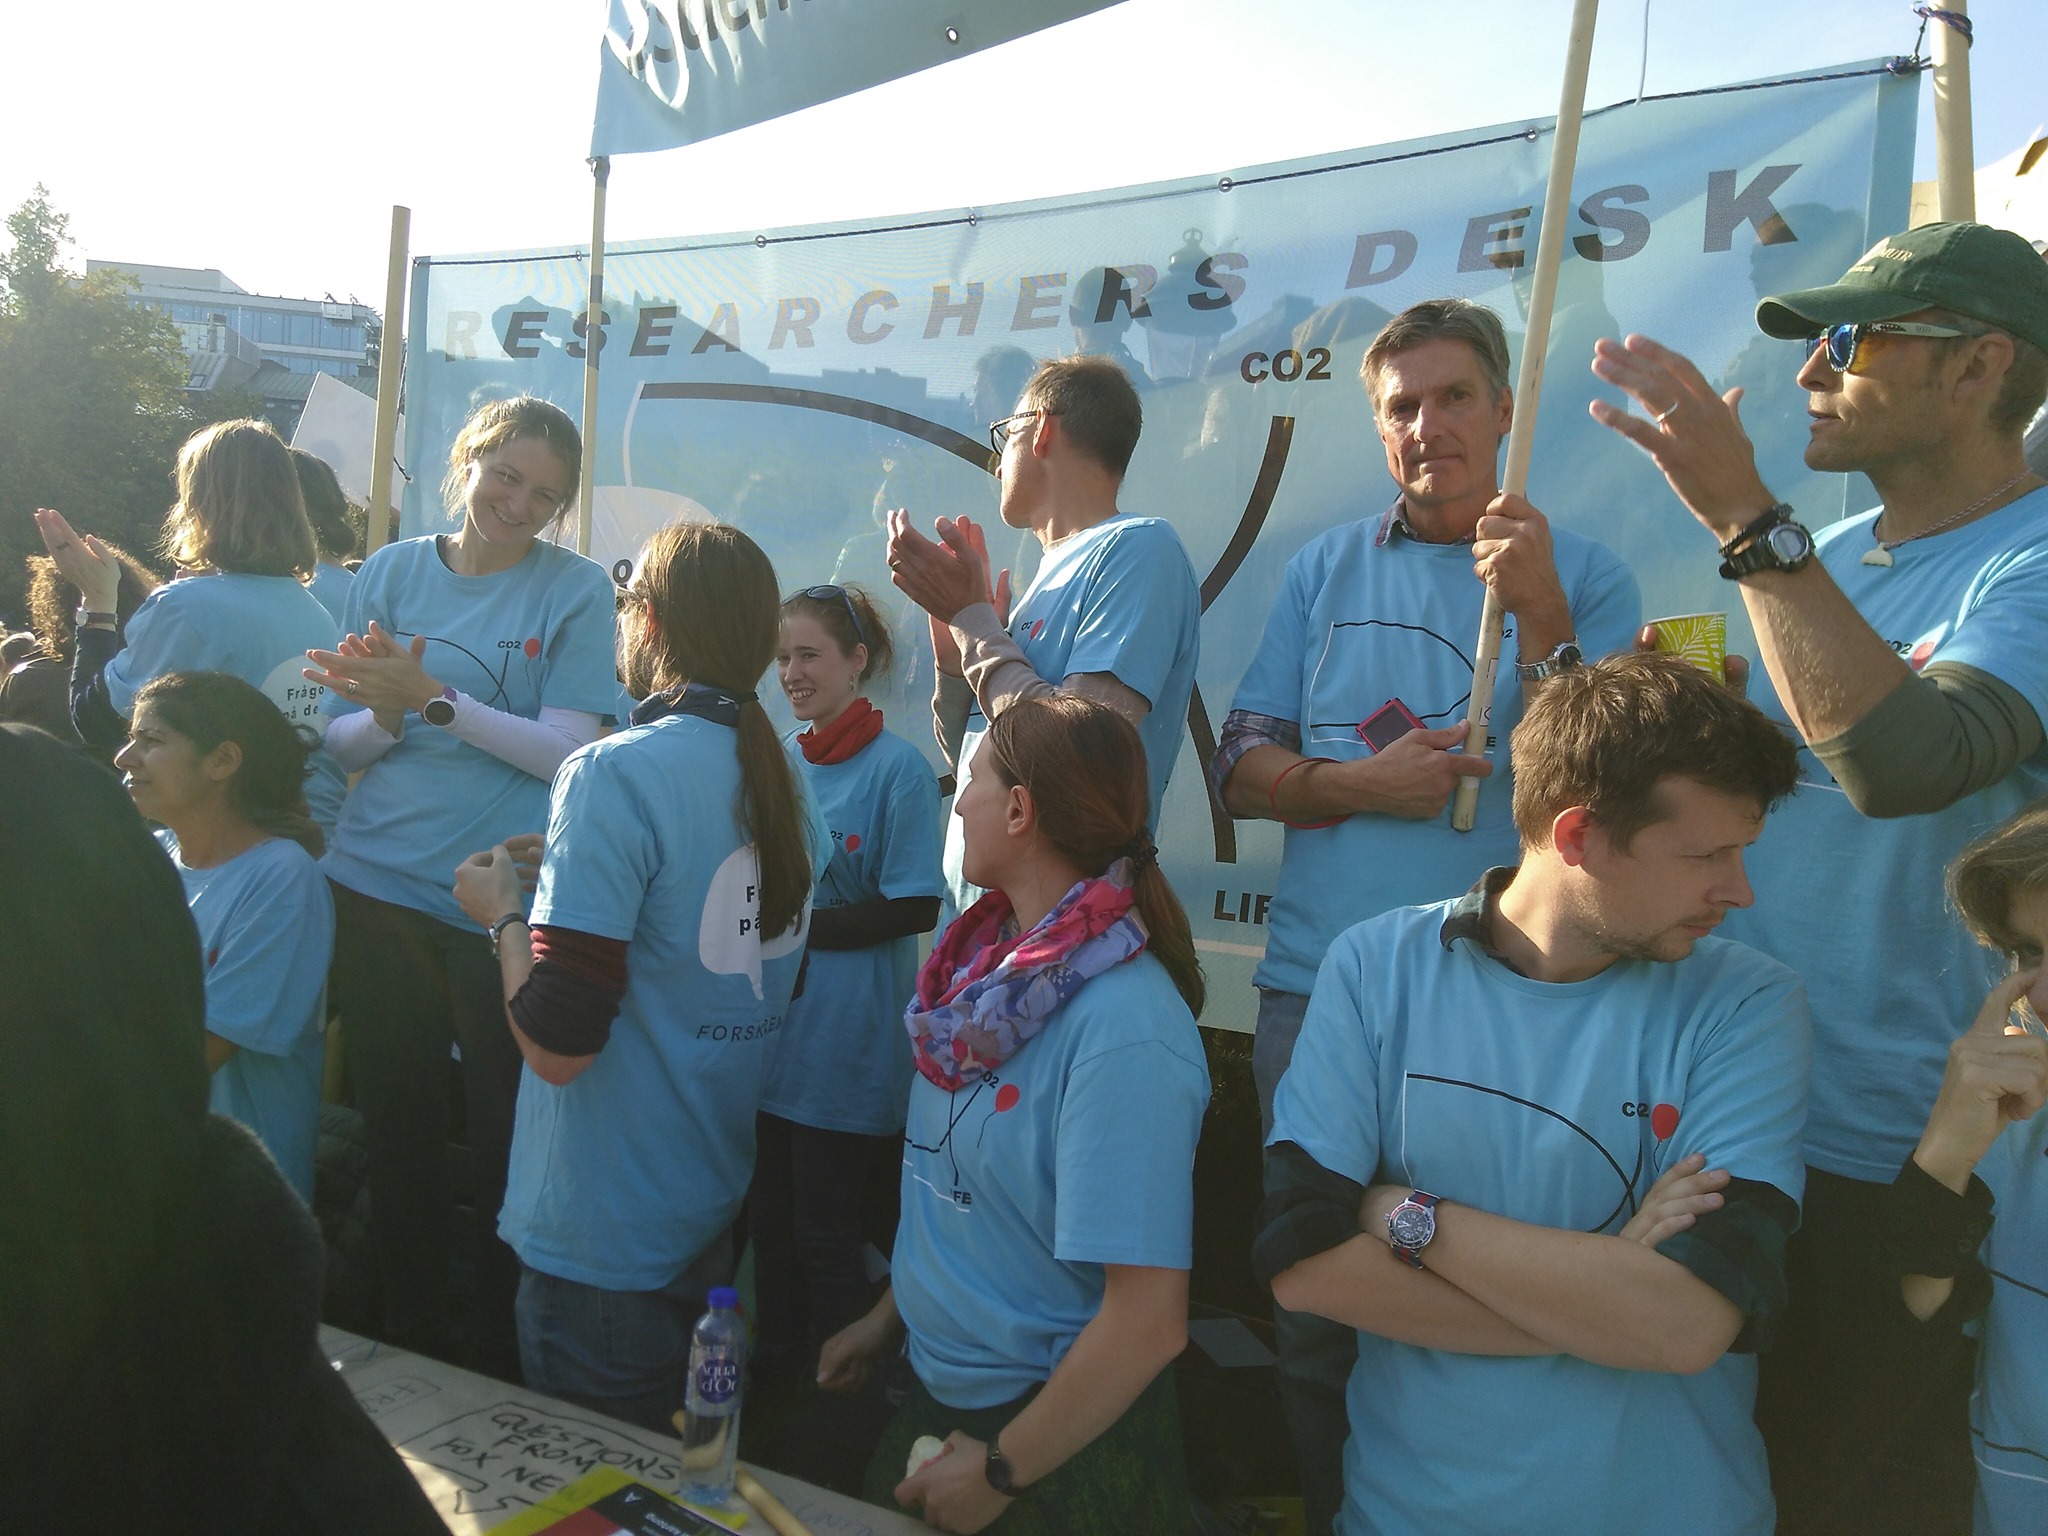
{"left": 262, "top": 658, "right": 328, "bottom": 737}
{"left": 699, "top": 845, "right": 808, "bottom": 1000}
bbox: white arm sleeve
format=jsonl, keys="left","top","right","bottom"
{"left": 440, "top": 694, "right": 603, "bottom": 781}
{"left": 323, "top": 708, "right": 402, "bottom": 771}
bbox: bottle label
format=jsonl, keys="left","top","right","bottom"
{"left": 695, "top": 1351, "right": 739, "bottom": 1406}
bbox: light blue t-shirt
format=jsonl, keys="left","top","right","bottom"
{"left": 320, "top": 536, "right": 619, "bottom": 928}
{"left": 307, "top": 561, "right": 356, "bottom": 625}
{"left": 106, "top": 572, "right": 336, "bottom": 735}
{"left": 501, "top": 714, "right": 831, "bottom": 1292}
{"left": 944, "top": 513, "right": 1201, "bottom": 911}
{"left": 1723, "top": 490, "right": 2048, "bottom": 1181}
{"left": 761, "top": 725, "right": 943, "bottom": 1136}
{"left": 892, "top": 953, "right": 1211, "bottom": 1409}
{"left": 160, "top": 831, "right": 333, "bottom": 1204}
{"left": 1270, "top": 897, "right": 1810, "bottom": 1536}
{"left": 1973, "top": 1109, "right": 2048, "bottom": 1536}
{"left": 1230, "top": 512, "right": 1640, "bottom": 996}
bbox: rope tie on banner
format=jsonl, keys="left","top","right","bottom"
{"left": 1899, "top": 5, "right": 1973, "bottom": 71}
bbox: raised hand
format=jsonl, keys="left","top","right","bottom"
{"left": 33, "top": 508, "right": 122, "bottom": 611}
{"left": 1588, "top": 334, "right": 1778, "bottom": 543}
{"left": 1913, "top": 967, "right": 2048, "bottom": 1192}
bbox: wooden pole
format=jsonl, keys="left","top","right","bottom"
{"left": 1931, "top": 1, "right": 1975, "bottom": 221}
{"left": 1451, "top": 0, "right": 1601, "bottom": 833}
{"left": 577, "top": 157, "right": 610, "bottom": 557}
{"left": 365, "top": 205, "right": 409, "bottom": 557}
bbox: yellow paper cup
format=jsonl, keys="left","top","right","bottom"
{"left": 1647, "top": 611, "right": 1727, "bottom": 683}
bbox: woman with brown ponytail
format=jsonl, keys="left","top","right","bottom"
{"left": 818, "top": 694, "right": 1209, "bottom": 1535}
{"left": 116, "top": 670, "right": 332, "bottom": 1205}
{"left": 455, "top": 521, "right": 827, "bottom": 1432}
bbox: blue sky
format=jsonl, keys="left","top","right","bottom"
{"left": 1, "top": 1, "right": 2040, "bottom": 305}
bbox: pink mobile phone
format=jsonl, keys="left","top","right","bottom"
{"left": 1358, "top": 698, "right": 1424, "bottom": 754}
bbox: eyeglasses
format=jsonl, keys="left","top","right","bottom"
{"left": 1804, "top": 320, "right": 1985, "bottom": 375}
{"left": 988, "top": 409, "right": 1058, "bottom": 456}
{"left": 795, "top": 584, "right": 866, "bottom": 647}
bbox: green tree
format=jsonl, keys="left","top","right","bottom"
{"left": 0, "top": 186, "right": 190, "bottom": 626}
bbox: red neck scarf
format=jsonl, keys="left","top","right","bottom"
{"left": 798, "top": 696, "right": 883, "bottom": 764}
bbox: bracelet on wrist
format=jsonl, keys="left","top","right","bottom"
{"left": 1270, "top": 756, "right": 1345, "bottom": 830}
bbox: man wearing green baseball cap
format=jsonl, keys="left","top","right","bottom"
{"left": 1589, "top": 221, "right": 2048, "bottom": 1536}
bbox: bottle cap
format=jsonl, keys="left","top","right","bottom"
{"left": 708, "top": 1286, "right": 740, "bottom": 1310}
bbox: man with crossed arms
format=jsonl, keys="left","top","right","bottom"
{"left": 1259, "top": 652, "right": 1809, "bottom": 1536}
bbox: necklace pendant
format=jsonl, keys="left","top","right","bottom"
{"left": 1862, "top": 545, "right": 1894, "bottom": 567}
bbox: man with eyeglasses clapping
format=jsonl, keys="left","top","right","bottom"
{"left": 1591, "top": 222, "right": 2048, "bottom": 1536}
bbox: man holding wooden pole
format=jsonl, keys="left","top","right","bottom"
{"left": 1591, "top": 220, "right": 2048, "bottom": 1535}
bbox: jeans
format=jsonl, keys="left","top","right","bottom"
{"left": 330, "top": 880, "right": 524, "bottom": 1373}
{"left": 516, "top": 1234, "right": 735, "bottom": 1436}
{"left": 1255, "top": 985, "right": 1354, "bottom": 1536}
{"left": 748, "top": 1112, "right": 894, "bottom": 1375}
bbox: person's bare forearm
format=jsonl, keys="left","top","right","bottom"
{"left": 1223, "top": 744, "right": 1357, "bottom": 821}
{"left": 1416, "top": 1199, "right": 1742, "bottom": 1374}
{"left": 1272, "top": 1236, "right": 1552, "bottom": 1355}
{"left": 1738, "top": 564, "right": 1913, "bottom": 743}
{"left": 994, "top": 1267, "right": 1188, "bottom": 1487}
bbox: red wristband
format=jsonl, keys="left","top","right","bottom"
{"left": 1270, "top": 756, "right": 1345, "bottom": 830}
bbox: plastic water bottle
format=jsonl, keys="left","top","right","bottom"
{"left": 678, "top": 1286, "right": 745, "bottom": 1507}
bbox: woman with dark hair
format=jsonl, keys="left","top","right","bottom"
{"left": 750, "top": 582, "right": 942, "bottom": 1401}
{"left": 119, "top": 670, "right": 333, "bottom": 1202}
{"left": 34, "top": 417, "right": 336, "bottom": 750}
{"left": 304, "top": 396, "right": 617, "bottom": 1375}
{"left": 0, "top": 722, "right": 443, "bottom": 1533}
{"left": 454, "top": 520, "right": 826, "bottom": 1432}
{"left": 819, "top": 694, "right": 1209, "bottom": 1535}
{"left": 0, "top": 542, "right": 159, "bottom": 755}
{"left": 290, "top": 446, "right": 360, "bottom": 623}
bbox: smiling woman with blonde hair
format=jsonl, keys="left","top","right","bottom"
{"left": 304, "top": 395, "right": 618, "bottom": 1379}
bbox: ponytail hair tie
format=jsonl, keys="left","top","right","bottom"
{"left": 1123, "top": 834, "right": 1158, "bottom": 870}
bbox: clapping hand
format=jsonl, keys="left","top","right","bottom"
{"left": 33, "top": 508, "right": 121, "bottom": 612}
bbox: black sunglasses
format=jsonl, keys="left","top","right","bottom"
{"left": 795, "top": 584, "right": 866, "bottom": 647}
{"left": 987, "top": 408, "right": 1059, "bottom": 456}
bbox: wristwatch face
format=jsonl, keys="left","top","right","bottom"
{"left": 1766, "top": 524, "right": 1812, "bottom": 562}
{"left": 423, "top": 696, "right": 456, "bottom": 727}
{"left": 1388, "top": 1203, "right": 1434, "bottom": 1249}
{"left": 1553, "top": 642, "right": 1582, "bottom": 669}
{"left": 984, "top": 1446, "right": 1017, "bottom": 1495}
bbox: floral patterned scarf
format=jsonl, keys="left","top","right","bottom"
{"left": 904, "top": 858, "right": 1148, "bottom": 1091}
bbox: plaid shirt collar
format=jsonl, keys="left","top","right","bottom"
{"left": 1374, "top": 497, "right": 1477, "bottom": 549}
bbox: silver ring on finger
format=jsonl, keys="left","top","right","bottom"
{"left": 1654, "top": 402, "right": 1680, "bottom": 426}
{"left": 346, "top": 679, "right": 360, "bottom": 696}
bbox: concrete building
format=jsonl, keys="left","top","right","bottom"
{"left": 87, "top": 260, "right": 376, "bottom": 433}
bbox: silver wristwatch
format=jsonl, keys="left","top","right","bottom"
{"left": 1515, "top": 639, "right": 1581, "bottom": 683}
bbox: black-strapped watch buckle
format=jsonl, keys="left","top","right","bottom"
{"left": 1718, "top": 504, "right": 1813, "bottom": 580}
{"left": 984, "top": 1433, "right": 1024, "bottom": 1497}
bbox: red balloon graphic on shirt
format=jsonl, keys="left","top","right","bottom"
{"left": 524, "top": 637, "right": 542, "bottom": 659}
{"left": 994, "top": 1084, "right": 1021, "bottom": 1113}
{"left": 845, "top": 834, "right": 862, "bottom": 852}
{"left": 1650, "top": 1102, "right": 1681, "bottom": 1141}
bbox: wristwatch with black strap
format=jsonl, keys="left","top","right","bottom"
{"left": 1385, "top": 1190, "right": 1442, "bottom": 1269}
{"left": 1717, "top": 503, "right": 1813, "bottom": 580}
{"left": 984, "top": 1432, "right": 1025, "bottom": 1497}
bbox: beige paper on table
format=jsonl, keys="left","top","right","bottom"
{"left": 321, "top": 1326, "right": 925, "bottom": 1536}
